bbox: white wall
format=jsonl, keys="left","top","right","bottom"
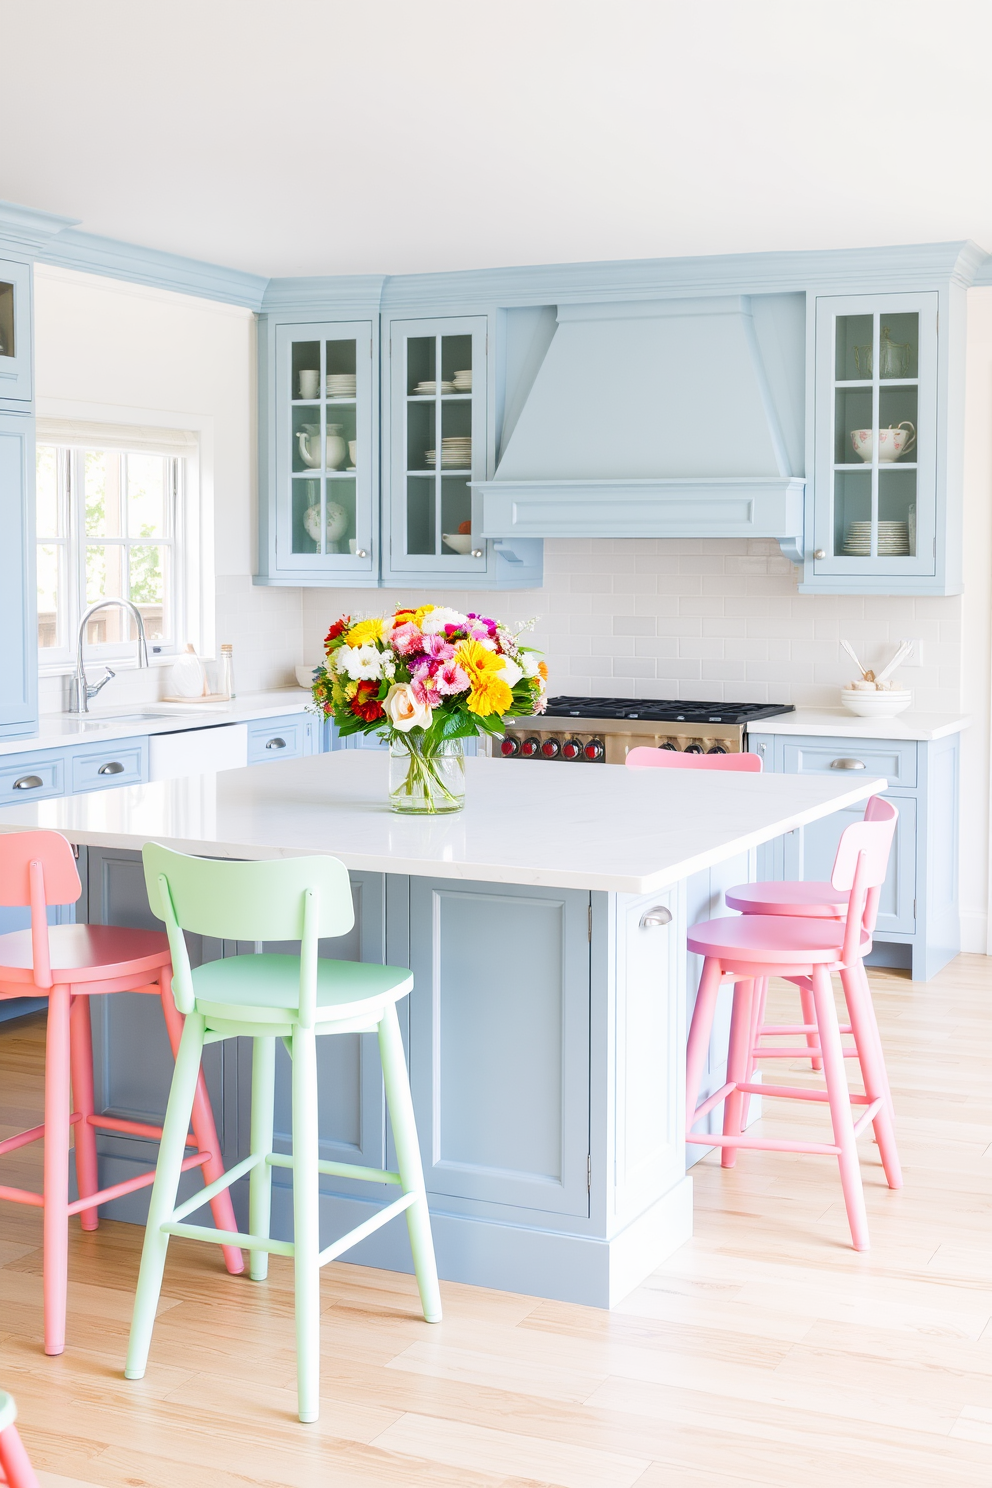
{"left": 32, "top": 265, "right": 303, "bottom": 700}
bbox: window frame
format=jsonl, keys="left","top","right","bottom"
{"left": 36, "top": 441, "right": 186, "bottom": 671}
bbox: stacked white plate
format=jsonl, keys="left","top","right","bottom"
{"left": 842, "top": 520, "right": 910, "bottom": 556}
{"left": 425, "top": 436, "right": 472, "bottom": 468}
{"left": 452, "top": 369, "right": 472, "bottom": 392}
{"left": 413, "top": 380, "right": 455, "bottom": 395}
{"left": 326, "top": 374, "right": 356, "bottom": 398}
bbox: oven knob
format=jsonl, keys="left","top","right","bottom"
{"left": 560, "top": 738, "right": 582, "bottom": 760}
{"left": 683, "top": 742, "right": 704, "bottom": 754}
{"left": 500, "top": 736, "right": 520, "bottom": 757}
{"left": 583, "top": 738, "right": 605, "bottom": 761}
{"left": 660, "top": 740, "right": 678, "bottom": 751}
{"left": 706, "top": 744, "right": 728, "bottom": 755}
{"left": 519, "top": 737, "right": 540, "bottom": 758}
{"left": 541, "top": 737, "right": 561, "bottom": 759}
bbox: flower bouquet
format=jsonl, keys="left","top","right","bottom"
{"left": 311, "top": 605, "right": 548, "bottom": 813}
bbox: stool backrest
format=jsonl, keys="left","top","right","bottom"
{"left": 831, "top": 796, "right": 898, "bottom": 963}
{"left": 625, "top": 748, "right": 762, "bottom": 771}
{"left": 0, "top": 831, "right": 81, "bottom": 989}
{"left": 142, "top": 843, "right": 355, "bottom": 1026}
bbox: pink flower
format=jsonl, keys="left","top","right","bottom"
{"left": 533, "top": 690, "right": 548, "bottom": 714}
{"left": 411, "top": 675, "right": 441, "bottom": 708}
{"left": 435, "top": 661, "right": 470, "bottom": 695}
{"left": 422, "top": 633, "right": 456, "bottom": 662}
{"left": 391, "top": 621, "right": 423, "bottom": 656}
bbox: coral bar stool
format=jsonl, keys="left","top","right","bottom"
{"left": 626, "top": 747, "right": 763, "bottom": 772}
{"left": 0, "top": 830, "right": 243, "bottom": 1356}
{"left": 0, "top": 1391, "right": 39, "bottom": 1488}
{"left": 684, "top": 806, "right": 902, "bottom": 1250}
{"left": 125, "top": 844, "right": 441, "bottom": 1424}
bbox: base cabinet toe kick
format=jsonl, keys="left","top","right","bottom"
{"left": 67, "top": 846, "right": 767, "bottom": 1308}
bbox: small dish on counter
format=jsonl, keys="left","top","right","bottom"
{"left": 295, "top": 664, "right": 322, "bottom": 687}
{"left": 840, "top": 686, "right": 913, "bottom": 718}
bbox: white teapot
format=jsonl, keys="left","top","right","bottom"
{"left": 297, "top": 423, "right": 347, "bottom": 470}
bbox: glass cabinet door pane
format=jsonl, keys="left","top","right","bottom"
{"left": 0, "top": 281, "right": 13, "bottom": 358}
{"left": 291, "top": 341, "right": 320, "bottom": 402}
{"left": 878, "top": 312, "right": 918, "bottom": 379}
{"left": 407, "top": 475, "right": 435, "bottom": 554}
{"left": 292, "top": 477, "right": 322, "bottom": 554}
{"left": 440, "top": 333, "right": 472, "bottom": 388}
{"left": 878, "top": 384, "right": 918, "bottom": 464}
{"left": 441, "top": 478, "right": 472, "bottom": 550}
{"left": 835, "top": 313, "right": 873, "bottom": 381}
{"left": 408, "top": 336, "right": 436, "bottom": 394}
{"left": 878, "top": 469, "right": 916, "bottom": 555}
{"left": 407, "top": 398, "right": 435, "bottom": 472}
{"left": 835, "top": 387, "right": 873, "bottom": 464}
{"left": 834, "top": 470, "right": 872, "bottom": 556}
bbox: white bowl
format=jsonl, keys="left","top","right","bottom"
{"left": 295, "top": 663, "right": 321, "bottom": 688}
{"left": 840, "top": 687, "right": 912, "bottom": 717}
{"left": 442, "top": 532, "right": 473, "bottom": 554}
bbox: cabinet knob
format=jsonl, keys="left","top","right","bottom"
{"left": 470, "top": 549, "right": 484, "bottom": 559}
{"left": 13, "top": 775, "right": 43, "bottom": 790}
{"left": 97, "top": 761, "right": 125, "bottom": 775}
{"left": 639, "top": 906, "right": 673, "bottom": 929}
{"left": 265, "top": 737, "right": 287, "bottom": 750}
{"left": 829, "top": 757, "right": 866, "bottom": 770}
{"left": 354, "top": 548, "right": 368, "bottom": 558}
{"left": 814, "top": 549, "right": 826, "bottom": 560}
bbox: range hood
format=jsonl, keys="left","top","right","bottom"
{"left": 475, "top": 294, "right": 806, "bottom": 561}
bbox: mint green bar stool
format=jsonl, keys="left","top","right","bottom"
{"left": 124, "top": 844, "right": 441, "bottom": 1423}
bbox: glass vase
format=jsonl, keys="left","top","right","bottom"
{"left": 388, "top": 734, "right": 466, "bottom": 814}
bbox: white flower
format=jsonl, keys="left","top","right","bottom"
{"left": 384, "top": 682, "right": 433, "bottom": 732}
{"left": 337, "top": 643, "right": 382, "bottom": 682}
{"left": 518, "top": 651, "right": 541, "bottom": 678}
{"left": 499, "top": 656, "right": 523, "bottom": 687}
{"left": 381, "top": 650, "right": 397, "bottom": 680}
{"left": 421, "top": 606, "right": 468, "bottom": 634}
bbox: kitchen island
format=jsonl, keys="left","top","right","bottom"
{"left": 0, "top": 751, "right": 882, "bottom": 1306}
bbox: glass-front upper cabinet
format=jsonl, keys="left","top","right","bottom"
{"left": 811, "top": 292, "right": 937, "bottom": 583}
{"left": 0, "top": 257, "right": 32, "bottom": 405}
{"left": 384, "top": 314, "right": 488, "bottom": 583}
{"left": 262, "top": 319, "right": 376, "bottom": 584}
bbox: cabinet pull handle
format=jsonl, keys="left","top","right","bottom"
{"left": 830, "top": 757, "right": 866, "bottom": 770}
{"left": 12, "top": 775, "right": 43, "bottom": 790}
{"left": 354, "top": 548, "right": 368, "bottom": 559}
{"left": 814, "top": 548, "right": 826, "bottom": 560}
{"left": 470, "top": 549, "right": 484, "bottom": 558}
{"left": 265, "top": 737, "right": 287, "bottom": 750}
{"left": 639, "top": 906, "right": 672, "bottom": 929}
{"left": 97, "top": 761, "right": 125, "bottom": 775}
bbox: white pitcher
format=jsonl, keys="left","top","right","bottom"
{"left": 297, "top": 423, "right": 347, "bottom": 470}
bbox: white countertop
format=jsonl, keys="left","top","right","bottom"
{"left": 749, "top": 708, "right": 970, "bottom": 742}
{"left": 0, "top": 751, "right": 882, "bottom": 894}
{"left": 0, "top": 689, "right": 315, "bottom": 758}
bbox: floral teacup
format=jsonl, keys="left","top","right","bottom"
{"left": 850, "top": 421, "right": 916, "bottom": 463}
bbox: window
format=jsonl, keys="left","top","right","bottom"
{"left": 36, "top": 439, "right": 186, "bottom": 666}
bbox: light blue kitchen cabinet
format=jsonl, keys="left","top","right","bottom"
{"left": 0, "top": 412, "right": 37, "bottom": 740}
{"left": 0, "top": 256, "right": 32, "bottom": 405}
{"left": 802, "top": 287, "right": 962, "bottom": 595}
{"left": 256, "top": 313, "right": 380, "bottom": 588}
{"left": 245, "top": 710, "right": 320, "bottom": 763}
{"left": 381, "top": 312, "right": 543, "bottom": 589}
{"left": 750, "top": 729, "right": 960, "bottom": 980}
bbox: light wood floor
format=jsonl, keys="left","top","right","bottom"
{"left": 0, "top": 957, "right": 989, "bottom": 1487}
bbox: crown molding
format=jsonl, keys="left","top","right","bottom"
{"left": 0, "top": 198, "right": 80, "bottom": 253}
{"left": 35, "top": 229, "right": 268, "bottom": 309}
{"left": 260, "top": 274, "right": 386, "bottom": 315}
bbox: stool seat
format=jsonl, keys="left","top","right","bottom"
{"left": 725, "top": 881, "right": 849, "bottom": 917}
{"left": 687, "top": 912, "right": 870, "bottom": 964}
{"left": 0, "top": 924, "right": 170, "bottom": 986}
{"left": 192, "top": 954, "right": 414, "bottom": 1024}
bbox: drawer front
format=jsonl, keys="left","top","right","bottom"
{"left": 70, "top": 739, "right": 148, "bottom": 794}
{"left": 247, "top": 714, "right": 305, "bottom": 764}
{"left": 0, "top": 751, "right": 66, "bottom": 805}
{"left": 780, "top": 736, "right": 917, "bottom": 789}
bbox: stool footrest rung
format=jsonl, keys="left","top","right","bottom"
{"left": 686, "top": 1132, "right": 843, "bottom": 1155}
{"left": 691, "top": 1082, "right": 735, "bottom": 1123}
{"left": 170, "top": 1153, "right": 260, "bottom": 1224}
{"left": 162, "top": 1221, "right": 295, "bottom": 1256}
{"left": 852, "top": 1099, "right": 884, "bottom": 1136}
{"left": 318, "top": 1191, "right": 418, "bottom": 1267}
{"left": 0, "top": 1183, "right": 44, "bottom": 1207}
{"left": 67, "top": 1152, "right": 209, "bottom": 1216}
{"left": 750, "top": 1046, "right": 857, "bottom": 1059}
{"left": 734, "top": 1081, "right": 872, "bottom": 1104}
{"left": 267, "top": 1152, "right": 402, "bottom": 1186}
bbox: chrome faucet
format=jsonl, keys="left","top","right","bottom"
{"left": 68, "top": 599, "right": 150, "bottom": 714}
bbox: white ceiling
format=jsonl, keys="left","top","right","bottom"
{"left": 2, "top": 0, "right": 991, "bottom": 279}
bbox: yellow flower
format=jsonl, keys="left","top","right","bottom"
{"left": 454, "top": 637, "right": 504, "bottom": 682}
{"left": 346, "top": 617, "right": 387, "bottom": 648}
{"left": 413, "top": 604, "right": 435, "bottom": 627}
{"left": 466, "top": 674, "right": 514, "bottom": 716}
{"left": 344, "top": 679, "right": 359, "bottom": 699}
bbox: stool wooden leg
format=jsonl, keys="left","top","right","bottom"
{"left": 740, "top": 976, "right": 767, "bottom": 1131}
{"left": 0, "top": 1419, "right": 40, "bottom": 1488}
{"left": 798, "top": 980, "right": 823, "bottom": 1071}
{"left": 811, "top": 965, "right": 869, "bottom": 1251}
{"left": 291, "top": 1023, "right": 320, "bottom": 1424}
{"left": 157, "top": 972, "right": 244, "bottom": 1277}
{"left": 126, "top": 1012, "right": 207, "bottom": 1381}
{"left": 721, "top": 978, "right": 754, "bottom": 1169}
{"left": 248, "top": 1036, "right": 276, "bottom": 1283}
{"left": 378, "top": 1002, "right": 441, "bottom": 1325}
{"left": 68, "top": 994, "right": 101, "bottom": 1233}
{"left": 841, "top": 965, "right": 902, "bottom": 1190}
{"left": 685, "top": 957, "right": 723, "bottom": 1135}
{"left": 43, "top": 985, "right": 72, "bottom": 1356}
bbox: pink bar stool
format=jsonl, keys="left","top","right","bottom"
{"left": 0, "top": 1391, "right": 39, "bottom": 1488}
{"left": 684, "top": 807, "right": 902, "bottom": 1250}
{"left": 0, "top": 830, "right": 244, "bottom": 1356}
{"left": 726, "top": 794, "right": 894, "bottom": 1083}
{"left": 626, "top": 747, "right": 763, "bottom": 772}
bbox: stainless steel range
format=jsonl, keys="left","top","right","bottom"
{"left": 495, "top": 696, "right": 795, "bottom": 764}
